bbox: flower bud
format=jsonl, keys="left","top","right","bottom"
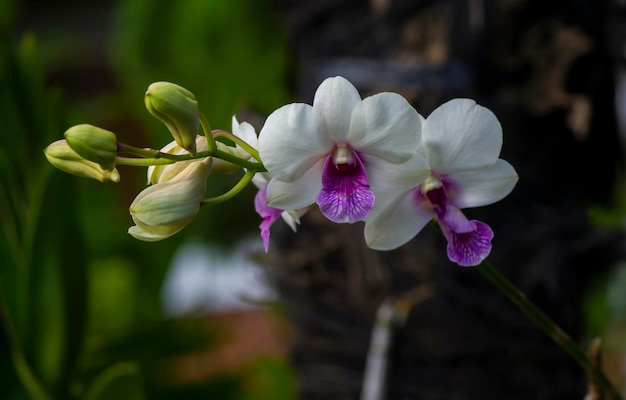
{"left": 128, "top": 158, "right": 211, "bottom": 241}
{"left": 64, "top": 124, "right": 118, "bottom": 171}
{"left": 44, "top": 140, "right": 120, "bottom": 183}
{"left": 145, "top": 82, "right": 199, "bottom": 155}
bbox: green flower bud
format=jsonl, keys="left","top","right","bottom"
{"left": 64, "top": 124, "right": 118, "bottom": 171}
{"left": 44, "top": 140, "right": 120, "bottom": 183}
{"left": 129, "top": 158, "right": 211, "bottom": 241}
{"left": 145, "top": 82, "right": 199, "bottom": 155}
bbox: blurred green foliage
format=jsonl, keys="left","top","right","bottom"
{"left": 1, "top": 0, "right": 296, "bottom": 399}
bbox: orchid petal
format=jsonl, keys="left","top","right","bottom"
{"left": 281, "top": 210, "right": 301, "bottom": 232}
{"left": 313, "top": 76, "right": 362, "bottom": 142}
{"left": 440, "top": 219, "right": 493, "bottom": 267}
{"left": 258, "top": 103, "right": 333, "bottom": 181}
{"left": 445, "top": 159, "right": 519, "bottom": 209}
{"left": 440, "top": 204, "right": 475, "bottom": 234}
{"left": 348, "top": 92, "right": 421, "bottom": 163}
{"left": 423, "top": 99, "right": 502, "bottom": 174}
{"left": 232, "top": 116, "right": 258, "bottom": 148}
{"left": 251, "top": 173, "right": 270, "bottom": 189}
{"left": 254, "top": 183, "right": 283, "bottom": 252}
{"left": 366, "top": 152, "right": 430, "bottom": 193}
{"left": 364, "top": 189, "right": 433, "bottom": 251}
{"left": 317, "top": 153, "right": 374, "bottom": 223}
{"left": 265, "top": 159, "right": 325, "bottom": 210}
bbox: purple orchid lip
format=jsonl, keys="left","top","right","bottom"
{"left": 254, "top": 182, "right": 283, "bottom": 252}
{"left": 317, "top": 148, "right": 375, "bottom": 223}
{"left": 441, "top": 219, "right": 493, "bottom": 267}
{"left": 416, "top": 177, "right": 494, "bottom": 266}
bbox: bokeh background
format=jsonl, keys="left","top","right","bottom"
{"left": 1, "top": 0, "right": 296, "bottom": 399}
{"left": 2, "top": 0, "right": 626, "bottom": 399}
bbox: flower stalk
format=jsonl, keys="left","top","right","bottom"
{"left": 477, "top": 260, "right": 622, "bottom": 400}
{"left": 116, "top": 142, "right": 266, "bottom": 171}
{"left": 201, "top": 169, "right": 255, "bottom": 205}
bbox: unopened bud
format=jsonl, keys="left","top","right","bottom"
{"left": 145, "top": 82, "right": 199, "bottom": 155}
{"left": 44, "top": 140, "right": 120, "bottom": 183}
{"left": 129, "top": 158, "right": 211, "bottom": 241}
{"left": 64, "top": 124, "right": 118, "bottom": 171}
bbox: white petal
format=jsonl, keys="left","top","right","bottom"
{"left": 258, "top": 103, "right": 333, "bottom": 181}
{"left": 232, "top": 116, "right": 258, "bottom": 148}
{"left": 231, "top": 115, "right": 241, "bottom": 133}
{"left": 265, "top": 159, "right": 324, "bottom": 210}
{"left": 446, "top": 159, "right": 519, "bottom": 209}
{"left": 423, "top": 99, "right": 502, "bottom": 174}
{"left": 252, "top": 173, "right": 269, "bottom": 189}
{"left": 364, "top": 190, "right": 433, "bottom": 251}
{"left": 366, "top": 152, "right": 430, "bottom": 193}
{"left": 348, "top": 92, "right": 420, "bottom": 163}
{"left": 313, "top": 76, "right": 362, "bottom": 142}
{"left": 281, "top": 210, "right": 300, "bottom": 232}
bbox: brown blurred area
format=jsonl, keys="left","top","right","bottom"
{"left": 264, "top": 0, "right": 626, "bottom": 399}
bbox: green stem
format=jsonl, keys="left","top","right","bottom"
{"left": 477, "top": 260, "right": 622, "bottom": 399}
{"left": 116, "top": 143, "right": 265, "bottom": 171}
{"left": 201, "top": 169, "right": 255, "bottom": 205}
{"left": 213, "top": 148, "right": 266, "bottom": 172}
{"left": 213, "top": 130, "right": 262, "bottom": 163}
{"left": 117, "top": 143, "right": 195, "bottom": 161}
{"left": 115, "top": 157, "right": 176, "bottom": 167}
{"left": 0, "top": 282, "right": 53, "bottom": 400}
{"left": 199, "top": 112, "right": 217, "bottom": 153}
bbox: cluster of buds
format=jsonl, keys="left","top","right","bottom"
{"left": 44, "top": 125, "right": 120, "bottom": 182}
{"left": 44, "top": 78, "right": 518, "bottom": 267}
{"left": 44, "top": 81, "right": 266, "bottom": 243}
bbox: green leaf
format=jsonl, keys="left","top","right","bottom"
{"left": 84, "top": 362, "right": 145, "bottom": 400}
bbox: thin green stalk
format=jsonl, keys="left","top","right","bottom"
{"left": 115, "top": 157, "right": 176, "bottom": 167}
{"left": 199, "top": 112, "right": 217, "bottom": 153}
{"left": 213, "top": 148, "right": 266, "bottom": 172}
{"left": 0, "top": 282, "right": 53, "bottom": 400}
{"left": 201, "top": 169, "right": 255, "bottom": 205}
{"left": 477, "top": 260, "right": 622, "bottom": 399}
{"left": 213, "top": 129, "right": 262, "bottom": 163}
{"left": 116, "top": 143, "right": 265, "bottom": 171}
{"left": 117, "top": 143, "right": 197, "bottom": 161}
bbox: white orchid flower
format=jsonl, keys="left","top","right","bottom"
{"left": 231, "top": 116, "right": 303, "bottom": 251}
{"left": 258, "top": 76, "right": 425, "bottom": 224}
{"left": 364, "top": 99, "right": 518, "bottom": 266}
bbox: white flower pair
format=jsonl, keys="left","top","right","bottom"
{"left": 256, "top": 76, "right": 518, "bottom": 266}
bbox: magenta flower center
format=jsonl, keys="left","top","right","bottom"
{"left": 316, "top": 145, "right": 375, "bottom": 223}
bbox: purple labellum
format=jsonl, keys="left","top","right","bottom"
{"left": 317, "top": 150, "right": 375, "bottom": 223}
{"left": 441, "top": 218, "right": 493, "bottom": 267}
{"left": 254, "top": 182, "right": 283, "bottom": 252}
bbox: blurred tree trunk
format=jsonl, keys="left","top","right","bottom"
{"left": 262, "top": 0, "right": 624, "bottom": 399}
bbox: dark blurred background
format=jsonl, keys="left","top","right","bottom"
{"left": 2, "top": 0, "right": 626, "bottom": 399}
